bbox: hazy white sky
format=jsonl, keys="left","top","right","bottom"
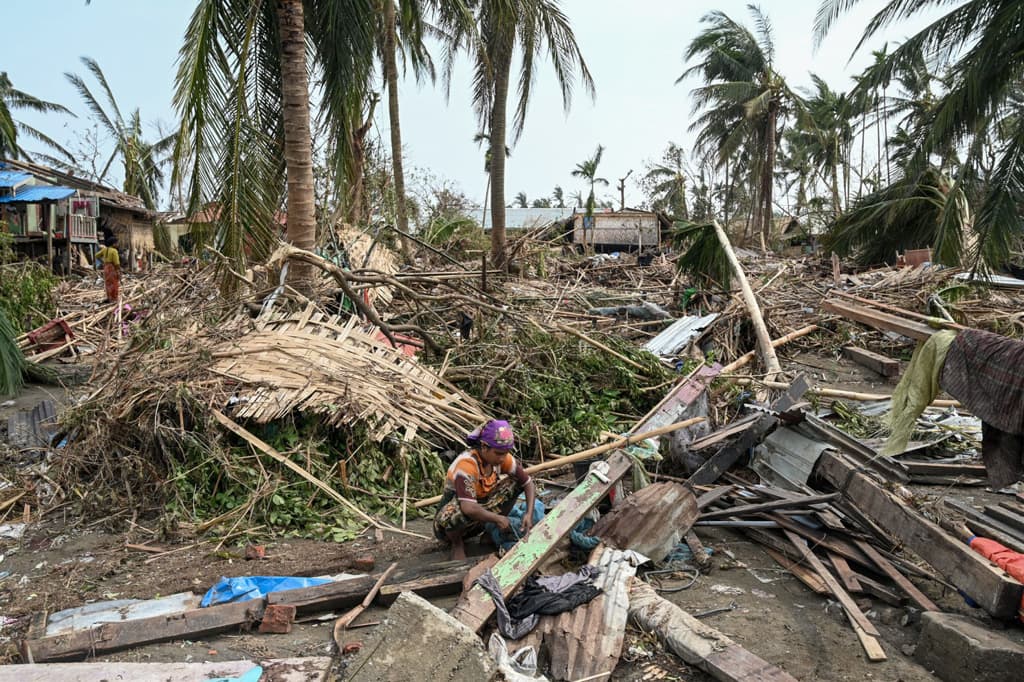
{"left": 4, "top": 1, "right": 945, "bottom": 210}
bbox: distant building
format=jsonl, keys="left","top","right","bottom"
{"left": 0, "top": 158, "right": 155, "bottom": 271}
{"left": 480, "top": 206, "right": 576, "bottom": 234}
{"left": 566, "top": 208, "right": 670, "bottom": 252}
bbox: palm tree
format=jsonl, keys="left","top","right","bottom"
{"left": 681, "top": 6, "right": 798, "bottom": 248}
{"left": 795, "top": 74, "right": 854, "bottom": 217}
{"left": 443, "top": 0, "right": 594, "bottom": 270}
{"left": 816, "top": 0, "right": 1024, "bottom": 270}
{"left": 571, "top": 144, "right": 609, "bottom": 218}
{"left": 569, "top": 190, "right": 583, "bottom": 208}
{"left": 173, "top": 0, "right": 377, "bottom": 292}
{"left": 513, "top": 191, "right": 528, "bottom": 208}
{"left": 65, "top": 58, "right": 175, "bottom": 210}
{"left": 644, "top": 142, "right": 690, "bottom": 220}
{"left": 552, "top": 185, "right": 565, "bottom": 208}
{"left": 531, "top": 197, "right": 551, "bottom": 208}
{"left": 0, "top": 72, "right": 73, "bottom": 163}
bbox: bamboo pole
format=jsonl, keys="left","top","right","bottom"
{"left": 413, "top": 416, "right": 705, "bottom": 508}
{"left": 721, "top": 324, "right": 819, "bottom": 374}
{"left": 729, "top": 378, "right": 961, "bottom": 407}
{"left": 713, "top": 221, "right": 781, "bottom": 381}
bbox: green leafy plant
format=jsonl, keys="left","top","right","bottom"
{"left": 0, "top": 232, "right": 58, "bottom": 332}
{"left": 0, "top": 308, "right": 26, "bottom": 397}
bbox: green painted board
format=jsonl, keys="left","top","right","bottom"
{"left": 451, "top": 451, "right": 633, "bottom": 632}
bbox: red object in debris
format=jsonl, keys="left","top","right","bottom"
{"left": 26, "top": 319, "right": 74, "bottom": 352}
{"left": 258, "top": 604, "right": 296, "bottom": 634}
{"left": 372, "top": 329, "right": 420, "bottom": 357}
{"left": 342, "top": 642, "right": 362, "bottom": 655}
{"left": 244, "top": 544, "right": 266, "bottom": 560}
{"left": 351, "top": 554, "right": 376, "bottom": 572}
{"left": 968, "top": 536, "right": 1024, "bottom": 621}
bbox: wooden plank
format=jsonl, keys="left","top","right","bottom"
{"left": 688, "top": 375, "right": 810, "bottom": 486}
{"left": 854, "top": 540, "right": 940, "bottom": 612}
{"left": 22, "top": 599, "right": 264, "bottom": 663}
{"left": 689, "top": 415, "right": 760, "bottom": 451}
{"left": 685, "top": 530, "right": 712, "bottom": 571}
{"left": 821, "top": 299, "right": 935, "bottom": 340}
{"left": 828, "top": 552, "right": 862, "bottom": 592}
{"left": 783, "top": 531, "right": 887, "bottom": 662}
{"left": 0, "top": 658, "right": 333, "bottom": 682}
{"left": 762, "top": 547, "right": 829, "bottom": 595}
{"left": 903, "top": 461, "right": 988, "bottom": 477}
{"left": 842, "top": 346, "right": 900, "bottom": 377}
{"left": 851, "top": 573, "right": 905, "bottom": 606}
{"left": 815, "top": 451, "right": 1024, "bottom": 619}
{"left": 945, "top": 499, "right": 1024, "bottom": 553}
{"left": 697, "top": 485, "right": 736, "bottom": 510}
{"left": 985, "top": 504, "right": 1024, "bottom": 535}
{"left": 764, "top": 513, "right": 874, "bottom": 568}
{"left": 700, "top": 493, "right": 839, "bottom": 520}
{"left": 629, "top": 580, "right": 799, "bottom": 682}
{"left": 451, "top": 451, "right": 633, "bottom": 633}
{"left": 634, "top": 364, "right": 721, "bottom": 434}
{"left": 267, "top": 576, "right": 376, "bottom": 614}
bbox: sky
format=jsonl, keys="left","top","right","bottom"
{"left": 3, "top": 0, "right": 946, "bottom": 211}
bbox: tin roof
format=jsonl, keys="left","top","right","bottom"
{"left": 644, "top": 313, "right": 720, "bottom": 357}
{"left": 0, "top": 185, "right": 76, "bottom": 203}
{"left": 0, "top": 170, "right": 32, "bottom": 189}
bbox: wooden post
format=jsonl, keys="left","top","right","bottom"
{"left": 481, "top": 253, "right": 487, "bottom": 292}
{"left": 712, "top": 221, "right": 781, "bottom": 381}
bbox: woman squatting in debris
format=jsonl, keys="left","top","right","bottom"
{"left": 433, "top": 419, "right": 537, "bottom": 560}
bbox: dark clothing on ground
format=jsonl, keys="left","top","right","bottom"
{"left": 474, "top": 567, "right": 602, "bottom": 640}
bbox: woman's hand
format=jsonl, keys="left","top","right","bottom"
{"left": 520, "top": 514, "right": 534, "bottom": 535}
{"left": 494, "top": 515, "right": 511, "bottom": 531}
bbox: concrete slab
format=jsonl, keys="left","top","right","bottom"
{"left": 915, "top": 612, "right": 1024, "bottom": 682}
{"left": 346, "top": 591, "right": 495, "bottom": 681}
{"left": 0, "top": 657, "right": 333, "bottom": 682}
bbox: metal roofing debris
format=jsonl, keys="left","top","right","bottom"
{"left": 751, "top": 426, "right": 834, "bottom": 491}
{"left": 643, "top": 313, "right": 719, "bottom": 357}
{"left": 954, "top": 272, "right": 1024, "bottom": 289}
{"left": 5, "top": 399, "right": 58, "bottom": 449}
{"left": 0, "top": 170, "right": 32, "bottom": 189}
{"left": 0, "top": 185, "right": 76, "bottom": 204}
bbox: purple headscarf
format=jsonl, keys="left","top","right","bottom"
{"left": 467, "top": 419, "right": 515, "bottom": 451}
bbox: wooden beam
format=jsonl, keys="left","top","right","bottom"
{"left": 700, "top": 493, "right": 839, "bottom": 520}
{"left": 854, "top": 540, "right": 939, "bottom": 612}
{"left": 697, "top": 485, "right": 736, "bottom": 510}
{"left": 821, "top": 299, "right": 935, "bottom": 340}
{"left": 629, "top": 579, "right": 799, "bottom": 682}
{"left": 687, "top": 375, "right": 809, "bottom": 486}
{"left": 451, "top": 451, "right": 633, "bottom": 632}
{"left": 828, "top": 552, "right": 863, "bottom": 593}
{"left": 842, "top": 346, "right": 900, "bottom": 377}
{"left": 22, "top": 600, "right": 264, "bottom": 663}
{"left": 784, "top": 531, "right": 887, "bottom": 662}
{"left": 815, "top": 451, "right": 1024, "bottom": 619}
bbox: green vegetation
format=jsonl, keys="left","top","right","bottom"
{"left": 0, "top": 232, "right": 58, "bottom": 333}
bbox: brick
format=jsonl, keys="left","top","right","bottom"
{"left": 258, "top": 604, "right": 296, "bottom": 634}
{"left": 351, "top": 555, "right": 376, "bottom": 572}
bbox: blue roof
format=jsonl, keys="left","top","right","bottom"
{"left": 0, "top": 185, "right": 76, "bottom": 204}
{"left": 0, "top": 170, "right": 32, "bottom": 188}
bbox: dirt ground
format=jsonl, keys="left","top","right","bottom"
{"left": 2, "top": 503, "right": 1011, "bottom": 680}
{"left": 1, "top": 362, "right": 1022, "bottom": 681}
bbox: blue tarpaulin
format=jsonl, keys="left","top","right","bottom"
{"left": 200, "top": 575, "right": 333, "bottom": 607}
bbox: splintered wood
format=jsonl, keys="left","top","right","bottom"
{"left": 210, "top": 306, "right": 485, "bottom": 444}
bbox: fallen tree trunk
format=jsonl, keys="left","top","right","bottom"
{"left": 720, "top": 325, "right": 818, "bottom": 374}
{"left": 628, "top": 579, "right": 798, "bottom": 682}
{"left": 713, "top": 221, "right": 782, "bottom": 381}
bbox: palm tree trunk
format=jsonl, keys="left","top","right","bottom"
{"left": 383, "top": 0, "right": 411, "bottom": 259}
{"left": 276, "top": 0, "right": 317, "bottom": 292}
{"left": 722, "top": 158, "right": 731, "bottom": 226}
{"left": 858, "top": 111, "right": 866, "bottom": 197}
{"left": 488, "top": 48, "right": 513, "bottom": 271}
{"left": 830, "top": 162, "right": 842, "bottom": 218}
{"left": 761, "top": 105, "right": 778, "bottom": 250}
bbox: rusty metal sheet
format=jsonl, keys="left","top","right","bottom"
{"left": 591, "top": 482, "right": 698, "bottom": 561}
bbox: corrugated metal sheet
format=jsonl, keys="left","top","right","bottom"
{"left": 522, "top": 547, "right": 641, "bottom": 681}
{"left": 0, "top": 170, "right": 32, "bottom": 188}
{"left": 0, "top": 185, "right": 75, "bottom": 203}
{"left": 591, "top": 481, "right": 698, "bottom": 560}
{"left": 644, "top": 313, "right": 720, "bottom": 356}
{"left": 751, "top": 426, "right": 834, "bottom": 491}
{"left": 496, "top": 207, "right": 575, "bottom": 230}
